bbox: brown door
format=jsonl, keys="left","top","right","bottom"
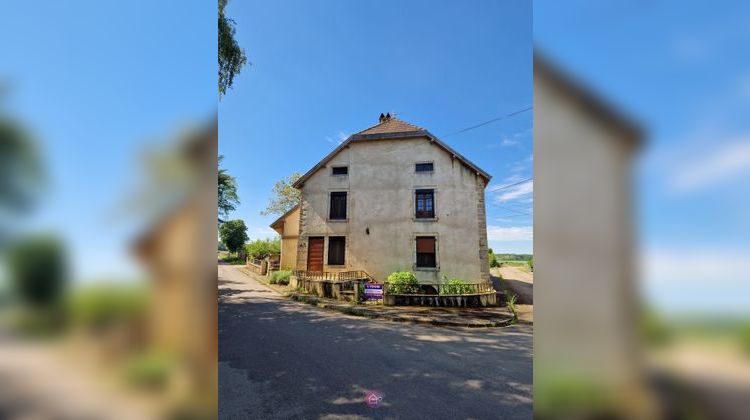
{"left": 307, "top": 237, "right": 324, "bottom": 272}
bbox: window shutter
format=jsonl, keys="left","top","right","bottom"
{"left": 416, "top": 237, "right": 435, "bottom": 253}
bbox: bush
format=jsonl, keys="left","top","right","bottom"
{"left": 245, "top": 238, "right": 280, "bottom": 260}
{"left": 506, "top": 293, "right": 518, "bottom": 321}
{"left": 488, "top": 249, "right": 500, "bottom": 268}
{"left": 123, "top": 351, "right": 176, "bottom": 391}
{"left": 67, "top": 284, "right": 150, "bottom": 331}
{"left": 441, "top": 278, "right": 472, "bottom": 295}
{"left": 7, "top": 235, "right": 68, "bottom": 307}
{"left": 386, "top": 271, "right": 420, "bottom": 294}
{"left": 270, "top": 270, "right": 292, "bottom": 285}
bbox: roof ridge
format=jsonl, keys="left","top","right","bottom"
{"left": 356, "top": 115, "right": 425, "bottom": 135}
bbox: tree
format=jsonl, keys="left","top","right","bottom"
{"left": 8, "top": 235, "right": 67, "bottom": 307}
{"left": 488, "top": 248, "right": 500, "bottom": 268}
{"left": 0, "top": 116, "right": 43, "bottom": 247}
{"left": 219, "top": 219, "right": 248, "bottom": 255}
{"left": 218, "top": 0, "right": 247, "bottom": 98}
{"left": 218, "top": 155, "right": 240, "bottom": 222}
{"left": 261, "top": 172, "right": 302, "bottom": 216}
{"left": 245, "top": 238, "right": 280, "bottom": 260}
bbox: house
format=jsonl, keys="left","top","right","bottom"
{"left": 132, "top": 120, "right": 217, "bottom": 412}
{"left": 269, "top": 204, "right": 300, "bottom": 270}
{"left": 533, "top": 55, "right": 655, "bottom": 417}
{"left": 290, "top": 113, "right": 491, "bottom": 285}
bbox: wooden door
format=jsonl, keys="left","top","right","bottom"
{"left": 307, "top": 237, "right": 324, "bottom": 272}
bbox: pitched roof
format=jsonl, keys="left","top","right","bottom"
{"left": 292, "top": 114, "right": 491, "bottom": 188}
{"left": 534, "top": 53, "right": 643, "bottom": 146}
{"left": 269, "top": 204, "right": 299, "bottom": 231}
{"left": 356, "top": 116, "right": 423, "bottom": 135}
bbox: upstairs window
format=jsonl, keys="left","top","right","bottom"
{"left": 415, "top": 189, "right": 435, "bottom": 219}
{"left": 329, "top": 192, "right": 347, "bottom": 220}
{"left": 328, "top": 236, "right": 346, "bottom": 265}
{"left": 416, "top": 237, "right": 437, "bottom": 268}
{"left": 415, "top": 162, "right": 434, "bottom": 173}
{"left": 332, "top": 166, "right": 348, "bottom": 175}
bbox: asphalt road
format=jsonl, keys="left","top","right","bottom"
{"left": 219, "top": 264, "right": 532, "bottom": 419}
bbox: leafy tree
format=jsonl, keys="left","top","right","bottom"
{"left": 0, "top": 116, "right": 43, "bottom": 246}
{"left": 245, "top": 238, "right": 280, "bottom": 259}
{"left": 218, "top": 0, "right": 247, "bottom": 97}
{"left": 8, "top": 235, "right": 67, "bottom": 307}
{"left": 218, "top": 155, "right": 239, "bottom": 222}
{"left": 218, "top": 219, "right": 248, "bottom": 254}
{"left": 261, "top": 172, "right": 301, "bottom": 216}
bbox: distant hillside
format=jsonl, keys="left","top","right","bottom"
{"left": 495, "top": 253, "right": 532, "bottom": 262}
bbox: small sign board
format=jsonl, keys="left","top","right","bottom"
{"left": 363, "top": 283, "right": 383, "bottom": 300}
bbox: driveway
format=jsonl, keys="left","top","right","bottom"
{"left": 219, "top": 264, "right": 532, "bottom": 419}
{"left": 491, "top": 266, "right": 533, "bottom": 305}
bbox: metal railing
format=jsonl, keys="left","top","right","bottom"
{"left": 293, "top": 270, "right": 372, "bottom": 283}
{"left": 383, "top": 282, "right": 495, "bottom": 296}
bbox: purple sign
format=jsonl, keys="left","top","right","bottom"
{"left": 363, "top": 283, "right": 383, "bottom": 300}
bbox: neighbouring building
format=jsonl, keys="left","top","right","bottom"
{"left": 270, "top": 204, "right": 300, "bottom": 270}
{"left": 534, "top": 55, "right": 656, "bottom": 417}
{"left": 289, "top": 113, "right": 491, "bottom": 284}
{"left": 133, "top": 121, "right": 217, "bottom": 413}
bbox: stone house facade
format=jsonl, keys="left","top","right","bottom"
{"left": 290, "top": 114, "right": 491, "bottom": 284}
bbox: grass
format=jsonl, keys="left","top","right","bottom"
{"left": 218, "top": 252, "right": 244, "bottom": 265}
{"left": 500, "top": 260, "right": 531, "bottom": 272}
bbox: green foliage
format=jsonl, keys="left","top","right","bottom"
{"left": 261, "top": 173, "right": 302, "bottom": 216}
{"left": 386, "top": 271, "right": 420, "bottom": 294}
{"left": 640, "top": 310, "right": 673, "bottom": 347}
{"left": 67, "top": 284, "right": 150, "bottom": 330}
{"left": 495, "top": 253, "right": 533, "bottom": 262}
{"left": 506, "top": 293, "right": 518, "bottom": 321}
{"left": 269, "top": 270, "right": 291, "bottom": 285}
{"left": 488, "top": 248, "right": 500, "bottom": 268}
{"left": 123, "top": 351, "right": 176, "bottom": 391}
{"left": 219, "top": 219, "right": 248, "bottom": 254}
{"left": 245, "top": 238, "right": 280, "bottom": 259}
{"left": 218, "top": 155, "right": 240, "bottom": 221}
{"left": 440, "top": 278, "right": 472, "bottom": 295}
{"left": 7, "top": 235, "right": 67, "bottom": 307}
{"left": 528, "top": 257, "right": 533, "bottom": 271}
{"left": 0, "top": 116, "right": 43, "bottom": 246}
{"left": 219, "top": 253, "right": 244, "bottom": 264}
{"left": 742, "top": 324, "right": 750, "bottom": 355}
{"left": 218, "top": 0, "right": 247, "bottom": 97}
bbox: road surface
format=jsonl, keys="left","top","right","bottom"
{"left": 219, "top": 264, "right": 532, "bottom": 419}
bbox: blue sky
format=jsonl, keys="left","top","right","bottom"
{"left": 535, "top": 1, "right": 750, "bottom": 315}
{"left": 0, "top": 2, "right": 215, "bottom": 281}
{"left": 220, "top": 0, "right": 533, "bottom": 255}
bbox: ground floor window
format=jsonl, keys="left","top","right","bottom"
{"left": 415, "top": 236, "right": 436, "bottom": 268}
{"left": 328, "top": 236, "right": 346, "bottom": 265}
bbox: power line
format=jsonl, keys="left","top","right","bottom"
{"left": 489, "top": 177, "right": 532, "bottom": 192}
{"left": 490, "top": 204, "right": 532, "bottom": 217}
{"left": 441, "top": 106, "right": 532, "bottom": 138}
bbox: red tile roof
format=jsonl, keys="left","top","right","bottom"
{"left": 357, "top": 116, "right": 424, "bottom": 135}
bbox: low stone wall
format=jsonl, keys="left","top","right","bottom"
{"left": 383, "top": 292, "right": 497, "bottom": 307}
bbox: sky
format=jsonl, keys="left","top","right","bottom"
{"left": 219, "top": 0, "right": 533, "bottom": 255}
{"left": 0, "top": 2, "right": 215, "bottom": 282}
{"left": 535, "top": 1, "right": 750, "bottom": 315}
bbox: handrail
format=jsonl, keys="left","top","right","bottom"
{"left": 293, "top": 270, "right": 373, "bottom": 283}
